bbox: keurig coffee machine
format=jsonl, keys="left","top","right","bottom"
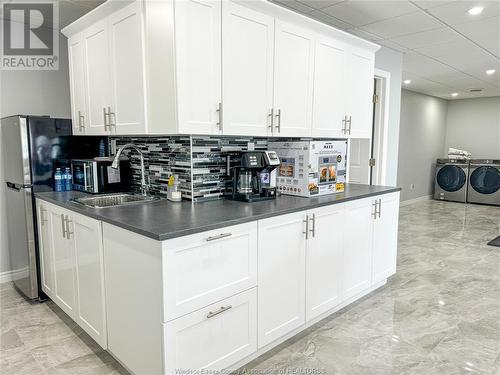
{"left": 228, "top": 151, "right": 280, "bottom": 202}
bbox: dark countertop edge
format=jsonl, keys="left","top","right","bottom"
{"left": 36, "top": 186, "right": 401, "bottom": 241}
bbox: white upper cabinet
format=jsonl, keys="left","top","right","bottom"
{"left": 108, "top": 1, "right": 147, "bottom": 135}
{"left": 311, "top": 36, "right": 346, "bottom": 138}
{"left": 175, "top": 0, "right": 222, "bottom": 135}
{"left": 68, "top": 33, "right": 87, "bottom": 135}
{"left": 63, "top": 0, "right": 378, "bottom": 137}
{"left": 83, "top": 19, "right": 112, "bottom": 135}
{"left": 273, "top": 20, "right": 315, "bottom": 137}
{"left": 344, "top": 51, "right": 374, "bottom": 138}
{"left": 222, "top": 2, "right": 275, "bottom": 136}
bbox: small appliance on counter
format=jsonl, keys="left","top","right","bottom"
{"left": 71, "top": 157, "right": 131, "bottom": 194}
{"left": 269, "top": 140, "right": 348, "bottom": 197}
{"left": 227, "top": 151, "right": 280, "bottom": 202}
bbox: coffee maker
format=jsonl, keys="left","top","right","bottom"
{"left": 228, "top": 151, "right": 280, "bottom": 202}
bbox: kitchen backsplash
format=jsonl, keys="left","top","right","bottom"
{"left": 111, "top": 135, "right": 340, "bottom": 202}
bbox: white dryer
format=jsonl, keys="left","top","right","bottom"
{"left": 467, "top": 159, "right": 500, "bottom": 206}
{"left": 434, "top": 159, "right": 469, "bottom": 203}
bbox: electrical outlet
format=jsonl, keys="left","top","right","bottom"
{"left": 410, "top": 183, "right": 415, "bottom": 190}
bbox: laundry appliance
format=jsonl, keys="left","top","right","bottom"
{"left": 467, "top": 159, "right": 500, "bottom": 206}
{"left": 434, "top": 158, "right": 469, "bottom": 203}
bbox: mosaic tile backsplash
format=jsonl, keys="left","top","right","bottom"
{"left": 110, "top": 135, "right": 339, "bottom": 202}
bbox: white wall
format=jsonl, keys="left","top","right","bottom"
{"left": 397, "top": 90, "right": 448, "bottom": 202}
{"left": 0, "top": 32, "right": 72, "bottom": 275}
{"left": 374, "top": 47, "right": 403, "bottom": 187}
{"left": 445, "top": 97, "right": 500, "bottom": 159}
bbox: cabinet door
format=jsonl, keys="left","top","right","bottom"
{"left": 273, "top": 20, "right": 314, "bottom": 137}
{"left": 311, "top": 37, "right": 346, "bottom": 138}
{"left": 68, "top": 33, "right": 87, "bottom": 135}
{"left": 72, "top": 213, "right": 107, "bottom": 349}
{"left": 222, "top": 2, "right": 274, "bottom": 136}
{"left": 342, "top": 198, "right": 373, "bottom": 300}
{"left": 108, "top": 1, "right": 147, "bottom": 135}
{"left": 258, "top": 211, "right": 306, "bottom": 348}
{"left": 306, "top": 205, "right": 344, "bottom": 321}
{"left": 163, "top": 222, "right": 257, "bottom": 321}
{"left": 37, "top": 201, "right": 54, "bottom": 297}
{"left": 164, "top": 288, "right": 257, "bottom": 374}
{"left": 344, "top": 51, "right": 374, "bottom": 138}
{"left": 49, "top": 206, "right": 76, "bottom": 319}
{"left": 372, "top": 193, "right": 400, "bottom": 284}
{"left": 83, "top": 19, "right": 112, "bottom": 135}
{"left": 175, "top": 0, "right": 222, "bottom": 134}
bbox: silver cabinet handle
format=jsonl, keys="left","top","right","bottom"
{"left": 103, "top": 107, "right": 109, "bottom": 130}
{"left": 309, "top": 213, "right": 315, "bottom": 238}
{"left": 65, "top": 215, "right": 74, "bottom": 239}
{"left": 372, "top": 201, "right": 378, "bottom": 219}
{"left": 347, "top": 115, "right": 352, "bottom": 135}
{"left": 206, "top": 233, "right": 232, "bottom": 242}
{"left": 108, "top": 106, "right": 116, "bottom": 129}
{"left": 206, "top": 305, "right": 232, "bottom": 319}
{"left": 378, "top": 199, "right": 382, "bottom": 218}
{"left": 40, "top": 207, "right": 47, "bottom": 225}
{"left": 275, "top": 108, "right": 281, "bottom": 133}
{"left": 268, "top": 108, "right": 274, "bottom": 133}
{"left": 303, "top": 214, "right": 309, "bottom": 240}
{"left": 61, "top": 214, "right": 67, "bottom": 238}
{"left": 342, "top": 115, "right": 347, "bottom": 135}
{"left": 216, "top": 102, "right": 222, "bottom": 131}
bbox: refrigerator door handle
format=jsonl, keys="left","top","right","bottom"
{"left": 6, "top": 182, "right": 21, "bottom": 191}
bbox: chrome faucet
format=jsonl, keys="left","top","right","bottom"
{"left": 111, "top": 143, "right": 150, "bottom": 196}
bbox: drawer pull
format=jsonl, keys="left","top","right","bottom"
{"left": 206, "top": 305, "right": 232, "bottom": 319}
{"left": 206, "top": 233, "right": 232, "bottom": 242}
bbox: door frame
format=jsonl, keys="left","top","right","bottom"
{"left": 371, "top": 68, "right": 391, "bottom": 186}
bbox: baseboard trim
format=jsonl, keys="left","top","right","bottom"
{"left": 0, "top": 267, "right": 29, "bottom": 284}
{"left": 400, "top": 195, "right": 432, "bottom": 207}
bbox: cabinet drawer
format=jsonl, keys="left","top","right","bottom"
{"left": 162, "top": 222, "right": 257, "bottom": 321}
{"left": 163, "top": 288, "right": 257, "bottom": 374}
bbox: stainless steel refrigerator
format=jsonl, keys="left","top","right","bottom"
{"left": 1, "top": 115, "right": 107, "bottom": 300}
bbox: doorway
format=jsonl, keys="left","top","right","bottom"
{"left": 347, "top": 69, "right": 391, "bottom": 185}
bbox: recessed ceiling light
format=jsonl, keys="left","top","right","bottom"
{"left": 403, "top": 79, "right": 411, "bottom": 84}
{"left": 468, "top": 6, "right": 483, "bottom": 15}
{"left": 486, "top": 69, "right": 496, "bottom": 75}
{"left": 451, "top": 93, "right": 459, "bottom": 97}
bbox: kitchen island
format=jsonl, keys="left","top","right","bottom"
{"left": 36, "top": 184, "right": 401, "bottom": 375}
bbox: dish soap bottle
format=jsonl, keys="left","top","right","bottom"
{"left": 167, "top": 175, "right": 182, "bottom": 202}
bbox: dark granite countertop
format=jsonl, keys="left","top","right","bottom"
{"left": 35, "top": 184, "right": 401, "bottom": 241}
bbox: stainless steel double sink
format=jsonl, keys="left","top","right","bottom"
{"left": 73, "top": 193, "right": 159, "bottom": 208}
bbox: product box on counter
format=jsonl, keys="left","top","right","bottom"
{"left": 268, "top": 140, "right": 347, "bottom": 197}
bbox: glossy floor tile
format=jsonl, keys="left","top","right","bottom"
{"left": 1, "top": 200, "right": 499, "bottom": 374}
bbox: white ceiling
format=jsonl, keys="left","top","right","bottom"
{"left": 270, "top": 0, "right": 500, "bottom": 100}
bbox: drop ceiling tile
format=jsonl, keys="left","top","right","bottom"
{"left": 427, "top": 1, "right": 500, "bottom": 25}
{"left": 322, "top": 1, "right": 418, "bottom": 27}
{"left": 452, "top": 15, "right": 500, "bottom": 56}
{"left": 297, "top": 0, "right": 345, "bottom": 10}
{"left": 403, "top": 51, "right": 458, "bottom": 76}
{"left": 360, "top": 10, "right": 443, "bottom": 38}
{"left": 410, "top": 0, "right": 457, "bottom": 10}
{"left": 307, "top": 10, "right": 353, "bottom": 29}
{"left": 389, "top": 26, "right": 464, "bottom": 49}
{"left": 347, "top": 28, "right": 384, "bottom": 41}
{"left": 271, "top": 0, "right": 315, "bottom": 14}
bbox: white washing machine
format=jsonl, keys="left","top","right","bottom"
{"left": 467, "top": 159, "right": 500, "bottom": 206}
{"left": 434, "top": 158, "right": 469, "bottom": 203}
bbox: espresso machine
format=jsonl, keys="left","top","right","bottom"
{"left": 228, "top": 151, "right": 280, "bottom": 202}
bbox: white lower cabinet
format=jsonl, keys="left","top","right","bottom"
{"left": 305, "top": 204, "right": 345, "bottom": 321}
{"left": 162, "top": 222, "right": 257, "bottom": 321}
{"left": 257, "top": 212, "right": 306, "bottom": 348}
{"left": 164, "top": 288, "right": 257, "bottom": 374}
{"left": 35, "top": 199, "right": 107, "bottom": 349}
